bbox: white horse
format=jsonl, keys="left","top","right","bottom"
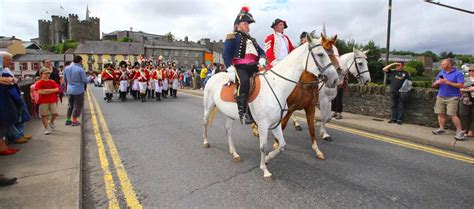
{"left": 318, "top": 48, "right": 371, "bottom": 141}
{"left": 202, "top": 35, "right": 339, "bottom": 179}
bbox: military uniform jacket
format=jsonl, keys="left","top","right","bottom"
{"left": 222, "top": 31, "right": 265, "bottom": 68}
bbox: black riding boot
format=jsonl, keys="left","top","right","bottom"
{"left": 236, "top": 94, "right": 248, "bottom": 124}
{"left": 106, "top": 93, "right": 112, "bottom": 103}
{"left": 156, "top": 92, "right": 161, "bottom": 101}
{"left": 151, "top": 90, "right": 155, "bottom": 98}
{"left": 173, "top": 90, "right": 177, "bottom": 98}
{"left": 147, "top": 89, "right": 151, "bottom": 99}
{"left": 120, "top": 92, "right": 126, "bottom": 101}
{"left": 141, "top": 93, "right": 146, "bottom": 102}
{"left": 244, "top": 106, "right": 254, "bottom": 125}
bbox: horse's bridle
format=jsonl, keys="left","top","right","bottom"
{"left": 258, "top": 43, "right": 333, "bottom": 130}
{"left": 345, "top": 54, "right": 370, "bottom": 82}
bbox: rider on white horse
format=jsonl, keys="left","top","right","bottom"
{"left": 222, "top": 6, "right": 266, "bottom": 125}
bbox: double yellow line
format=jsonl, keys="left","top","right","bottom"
{"left": 86, "top": 89, "right": 142, "bottom": 209}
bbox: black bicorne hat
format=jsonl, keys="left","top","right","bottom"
{"left": 271, "top": 18, "right": 288, "bottom": 29}
{"left": 234, "top": 6, "right": 255, "bottom": 26}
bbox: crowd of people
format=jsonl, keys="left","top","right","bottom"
{"left": 0, "top": 54, "right": 88, "bottom": 186}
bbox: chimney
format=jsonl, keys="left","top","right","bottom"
{"left": 184, "top": 36, "right": 189, "bottom": 42}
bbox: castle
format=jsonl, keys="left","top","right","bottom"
{"left": 38, "top": 13, "right": 100, "bottom": 46}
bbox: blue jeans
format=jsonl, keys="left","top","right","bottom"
{"left": 7, "top": 123, "right": 24, "bottom": 141}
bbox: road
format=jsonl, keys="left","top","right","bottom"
{"left": 82, "top": 85, "right": 474, "bottom": 208}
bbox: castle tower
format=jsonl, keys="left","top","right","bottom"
{"left": 38, "top": 19, "right": 51, "bottom": 45}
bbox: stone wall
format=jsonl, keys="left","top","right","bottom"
{"left": 342, "top": 84, "right": 452, "bottom": 128}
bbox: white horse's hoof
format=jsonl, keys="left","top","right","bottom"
{"left": 203, "top": 142, "right": 210, "bottom": 148}
{"left": 272, "top": 141, "right": 279, "bottom": 150}
{"left": 279, "top": 144, "right": 286, "bottom": 152}
{"left": 233, "top": 155, "right": 241, "bottom": 163}
{"left": 263, "top": 173, "right": 273, "bottom": 180}
{"left": 316, "top": 153, "right": 326, "bottom": 160}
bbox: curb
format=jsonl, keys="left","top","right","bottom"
{"left": 293, "top": 111, "right": 474, "bottom": 157}
{"left": 79, "top": 110, "right": 85, "bottom": 209}
{"left": 179, "top": 89, "right": 473, "bottom": 157}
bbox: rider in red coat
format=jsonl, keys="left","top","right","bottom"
{"left": 264, "top": 18, "right": 295, "bottom": 69}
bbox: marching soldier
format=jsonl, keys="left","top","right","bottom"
{"left": 117, "top": 61, "right": 129, "bottom": 102}
{"left": 133, "top": 64, "right": 150, "bottom": 102}
{"left": 151, "top": 63, "right": 164, "bottom": 101}
{"left": 170, "top": 62, "right": 179, "bottom": 98}
{"left": 162, "top": 62, "right": 169, "bottom": 98}
{"left": 101, "top": 62, "right": 117, "bottom": 103}
{"left": 130, "top": 62, "right": 140, "bottom": 100}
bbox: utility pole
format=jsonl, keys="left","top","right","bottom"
{"left": 424, "top": 0, "right": 473, "bottom": 14}
{"left": 384, "top": 0, "right": 392, "bottom": 86}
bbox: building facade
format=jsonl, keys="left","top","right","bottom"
{"left": 68, "top": 41, "right": 144, "bottom": 72}
{"left": 38, "top": 13, "right": 100, "bottom": 46}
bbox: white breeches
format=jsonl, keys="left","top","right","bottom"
{"left": 104, "top": 80, "right": 114, "bottom": 93}
{"left": 119, "top": 80, "right": 128, "bottom": 92}
{"left": 138, "top": 82, "right": 147, "bottom": 93}
{"left": 132, "top": 79, "right": 139, "bottom": 91}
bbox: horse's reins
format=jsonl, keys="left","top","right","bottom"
{"left": 257, "top": 43, "right": 333, "bottom": 130}
{"left": 344, "top": 54, "right": 370, "bottom": 83}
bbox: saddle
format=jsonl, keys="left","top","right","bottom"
{"left": 221, "top": 74, "right": 261, "bottom": 103}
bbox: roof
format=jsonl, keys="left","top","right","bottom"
{"left": 22, "top": 42, "right": 41, "bottom": 49}
{"left": 0, "top": 41, "right": 11, "bottom": 48}
{"left": 144, "top": 39, "right": 208, "bottom": 51}
{"left": 71, "top": 41, "right": 144, "bottom": 55}
{"left": 13, "top": 54, "right": 66, "bottom": 62}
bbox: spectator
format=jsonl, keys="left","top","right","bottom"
{"left": 383, "top": 62, "right": 411, "bottom": 125}
{"left": 36, "top": 67, "right": 59, "bottom": 135}
{"left": 192, "top": 65, "right": 199, "bottom": 89}
{"left": 30, "top": 77, "right": 41, "bottom": 118}
{"left": 200, "top": 64, "right": 207, "bottom": 90}
{"left": 63, "top": 56, "right": 89, "bottom": 126}
{"left": 36, "top": 59, "right": 60, "bottom": 84}
{"left": 432, "top": 59, "right": 465, "bottom": 140}
{"left": 459, "top": 66, "right": 474, "bottom": 138}
{"left": 0, "top": 51, "right": 20, "bottom": 156}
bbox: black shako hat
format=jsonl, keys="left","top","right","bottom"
{"left": 234, "top": 6, "right": 255, "bottom": 26}
{"left": 119, "top": 61, "right": 128, "bottom": 68}
{"left": 271, "top": 18, "right": 288, "bottom": 29}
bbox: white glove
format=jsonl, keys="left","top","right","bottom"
{"left": 227, "top": 66, "right": 236, "bottom": 83}
{"left": 258, "top": 58, "right": 266, "bottom": 67}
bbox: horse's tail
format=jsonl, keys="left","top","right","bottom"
{"left": 208, "top": 105, "right": 218, "bottom": 127}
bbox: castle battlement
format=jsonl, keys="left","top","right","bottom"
{"left": 38, "top": 12, "right": 100, "bottom": 45}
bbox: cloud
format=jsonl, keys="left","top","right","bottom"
{"left": 0, "top": 0, "right": 472, "bottom": 54}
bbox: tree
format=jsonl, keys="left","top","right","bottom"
{"left": 406, "top": 60, "right": 425, "bottom": 76}
{"left": 164, "top": 32, "right": 175, "bottom": 41}
{"left": 422, "top": 50, "right": 439, "bottom": 62}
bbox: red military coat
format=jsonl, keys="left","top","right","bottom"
{"left": 264, "top": 33, "right": 295, "bottom": 69}
{"left": 101, "top": 69, "right": 116, "bottom": 81}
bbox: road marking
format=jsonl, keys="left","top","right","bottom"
{"left": 89, "top": 89, "right": 143, "bottom": 208}
{"left": 180, "top": 91, "right": 474, "bottom": 164}
{"left": 85, "top": 91, "right": 120, "bottom": 209}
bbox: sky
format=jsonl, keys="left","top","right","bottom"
{"left": 1, "top": 0, "right": 473, "bottom": 54}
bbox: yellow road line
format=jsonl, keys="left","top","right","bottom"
{"left": 180, "top": 90, "right": 474, "bottom": 164}
{"left": 85, "top": 91, "right": 119, "bottom": 209}
{"left": 293, "top": 115, "right": 474, "bottom": 164}
{"left": 89, "top": 89, "right": 143, "bottom": 208}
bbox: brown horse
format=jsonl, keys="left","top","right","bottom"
{"left": 252, "top": 34, "right": 341, "bottom": 160}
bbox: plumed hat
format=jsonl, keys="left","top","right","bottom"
{"left": 234, "top": 6, "right": 255, "bottom": 26}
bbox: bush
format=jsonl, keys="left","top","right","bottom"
{"left": 406, "top": 60, "right": 425, "bottom": 76}
{"left": 412, "top": 81, "right": 432, "bottom": 88}
{"left": 433, "top": 68, "right": 441, "bottom": 76}
{"left": 404, "top": 66, "right": 417, "bottom": 76}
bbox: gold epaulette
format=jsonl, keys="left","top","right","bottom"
{"left": 226, "top": 32, "right": 237, "bottom": 40}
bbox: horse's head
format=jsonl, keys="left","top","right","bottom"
{"left": 349, "top": 48, "right": 371, "bottom": 85}
{"left": 321, "top": 33, "right": 343, "bottom": 75}
{"left": 304, "top": 32, "right": 339, "bottom": 89}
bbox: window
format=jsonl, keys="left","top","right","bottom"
{"left": 152, "top": 50, "right": 157, "bottom": 57}
{"left": 174, "top": 51, "right": 179, "bottom": 57}
{"left": 194, "top": 52, "right": 199, "bottom": 58}
{"left": 184, "top": 51, "right": 189, "bottom": 57}
{"left": 20, "top": 62, "right": 28, "bottom": 71}
{"left": 163, "top": 50, "right": 169, "bottom": 56}
{"left": 33, "top": 62, "right": 40, "bottom": 71}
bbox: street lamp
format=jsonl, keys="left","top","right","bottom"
{"left": 383, "top": 0, "right": 393, "bottom": 86}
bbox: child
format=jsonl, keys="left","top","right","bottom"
{"left": 29, "top": 76, "right": 40, "bottom": 118}
{"left": 36, "top": 67, "right": 59, "bottom": 135}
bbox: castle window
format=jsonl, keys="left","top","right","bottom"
{"left": 194, "top": 52, "right": 199, "bottom": 58}
{"left": 184, "top": 51, "right": 189, "bottom": 57}
{"left": 174, "top": 51, "right": 179, "bottom": 57}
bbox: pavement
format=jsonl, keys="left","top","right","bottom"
{"left": 82, "top": 86, "right": 474, "bottom": 208}
{"left": 179, "top": 88, "right": 474, "bottom": 157}
{"left": 0, "top": 101, "right": 82, "bottom": 208}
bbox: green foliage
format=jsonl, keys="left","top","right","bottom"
{"left": 406, "top": 60, "right": 425, "bottom": 76}
{"left": 412, "top": 81, "right": 432, "bottom": 88}
{"left": 404, "top": 66, "right": 417, "bottom": 76}
{"left": 422, "top": 50, "right": 439, "bottom": 62}
{"left": 164, "top": 32, "right": 175, "bottom": 41}
{"left": 439, "top": 51, "right": 455, "bottom": 59}
{"left": 433, "top": 68, "right": 441, "bottom": 76}
{"left": 118, "top": 37, "right": 133, "bottom": 42}
{"left": 391, "top": 49, "right": 418, "bottom": 56}
{"left": 42, "top": 39, "right": 78, "bottom": 54}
